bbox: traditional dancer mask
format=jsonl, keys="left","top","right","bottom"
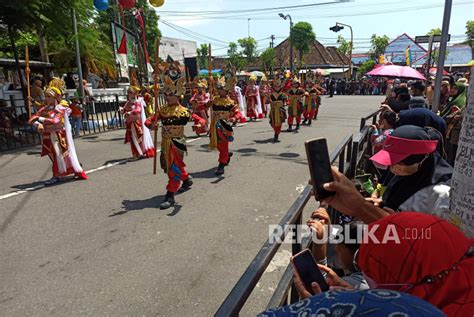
{"left": 161, "top": 58, "right": 186, "bottom": 97}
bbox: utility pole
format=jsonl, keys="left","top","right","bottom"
{"left": 248, "top": 18, "right": 251, "bottom": 38}
{"left": 432, "top": 0, "right": 452, "bottom": 113}
{"left": 270, "top": 35, "right": 275, "bottom": 48}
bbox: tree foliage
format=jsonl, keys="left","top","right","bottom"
{"left": 427, "top": 28, "right": 442, "bottom": 36}
{"left": 260, "top": 47, "right": 276, "bottom": 72}
{"left": 466, "top": 20, "right": 474, "bottom": 58}
{"left": 357, "top": 60, "right": 376, "bottom": 75}
{"left": 227, "top": 42, "right": 246, "bottom": 70}
{"left": 336, "top": 35, "right": 352, "bottom": 56}
{"left": 0, "top": 0, "right": 161, "bottom": 78}
{"left": 369, "top": 34, "right": 390, "bottom": 60}
{"left": 196, "top": 43, "right": 208, "bottom": 69}
{"left": 290, "top": 21, "right": 316, "bottom": 67}
{"left": 237, "top": 37, "right": 257, "bottom": 62}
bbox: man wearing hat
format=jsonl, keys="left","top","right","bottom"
{"left": 208, "top": 68, "right": 238, "bottom": 175}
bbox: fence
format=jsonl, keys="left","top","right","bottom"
{"left": 215, "top": 109, "right": 381, "bottom": 317}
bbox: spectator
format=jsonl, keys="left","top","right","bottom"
{"left": 408, "top": 81, "right": 427, "bottom": 109}
{"left": 370, "top": 125, "right": 453, "bottom": 220}
{"left": 306, "top": 208, "right": 369, "bottom": 290}
{"left": 64, "top": 72, "right": 76, "bottom": 89}
{"left": 87, "top": 72, "right": 101, "bottom": 89}
{"left": 425, "top": 80, "right": 434, "bottom": 109}
{"left": 370, "top": 110, "right": 396, "bottom": 154}
{"left": 357, "top": 212, "right": 474, "bottom": 316}
{"left": 30, "top": 79, "right": 45, "bottom": 105}
{"left": 441, "top": 82, "right": 467, "bottom": 165}
{"left": 69, "top": 97, "right": 83, "bottom": 138}
{"left": 439, "top": 80, "right": 451, "bottom": 108}
{"left": 397, "top": 108, "right": 447, "bottom": 137}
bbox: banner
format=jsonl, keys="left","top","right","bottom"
{"left": 112, "top": 22, "right": 140, "bottom": 79}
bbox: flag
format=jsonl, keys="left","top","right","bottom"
{"left": 378, "top": 54, "right": 385, "bottom": 65}
{"left": 405, "top": 46, "right": 412, "bottom": 66}
{"left": 117, "top": 30, "right": 129, "bottom": 79}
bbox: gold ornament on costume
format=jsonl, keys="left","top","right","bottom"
{"left": 195, "top": 78, "right": 208, "bottom": 89}
{"left": 44, "top": 77, "right": 66, "bottom": 97}
{"left": 215, "top": 65, "right": 236, "bottom": 91}
{"left": 161, "top": 57, "right": 186, "bottom": 96}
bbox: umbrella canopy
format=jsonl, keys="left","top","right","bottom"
{"left": 250, "top": 71, "right": 265, "bottom": 77}
{"left": 429, "top": 67, "right": 449, "bottom": 76}
{"left": 367, "top": 64, "right": 426, "bottom": 80}
{"left": 467, "top": 60, "right": 474, "bottom": 66}
{"left": 236, "top": 71, "right": 252, "bottom": 76}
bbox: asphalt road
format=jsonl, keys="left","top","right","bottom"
{"left": 0, "top": 96, "right": 380, "bottom": 316}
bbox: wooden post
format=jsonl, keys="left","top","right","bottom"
{"left": 152, "top": 39, "right": 160, "bottom": 175}
{"left": 25, "top": 46, "right": 31, "bottom": 119}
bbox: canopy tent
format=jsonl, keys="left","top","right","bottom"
{"left": 367, "top": 64, "right": 426, "bottom": 80}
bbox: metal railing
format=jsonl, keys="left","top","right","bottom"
{"left": 215, "top": 109, "right": 381, "bottom": 317}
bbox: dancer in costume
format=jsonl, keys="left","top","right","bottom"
{"left": 302, "top": 78, "right": 324, "bottom": 126}
{"left": 259, "top": 76, "right": 271, "bottom": 118}
{"left": 145, "top": 61, "right": 192, "bottom": 209}
{"left": 286, "top": 78, "right": 305, "bottom": 132}
{"left": 120, "top": 86, "right": 155, "bottom": 159}
{"left": 244, "top": 76, "right": 259, "bottom": 121}
{"left": 28, "top": 78, "right": 88, "bottom": 185}
{"left": 208, "top": 68, "right": 238, "bottom": 175}
{"left": 269, "top": 75, "right": 288, "bottom": 142}
{"left": 141, "top": 86, "right": 155, "bottom": 117}
{"left": 190, "top": 78, "right": 210, "bottom": 136}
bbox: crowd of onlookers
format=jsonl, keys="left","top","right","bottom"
{"left": 261, "top": 71, "right": 472, "bottom": 316}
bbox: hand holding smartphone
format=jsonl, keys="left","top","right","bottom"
{"left": 305, "top": 138, "right": 335, "bottom": 201}
{"left": 291, "top": 249, "right": 329, "bottom": 294}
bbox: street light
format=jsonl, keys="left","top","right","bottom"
{"left": 330, "top": 22, "right": 353, "bottom": 79}
{"left": 279, "top": 13, "right": 294, "bottom": 73}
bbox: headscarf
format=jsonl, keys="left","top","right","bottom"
{"left": 382, "top": 126, "right": 452, "bottom": 210}
{"left": 357, "top": 212, "right": 474, "bottom": 316}
{"left": 441, "top": 83, "right": 467, "bottom": 117}
{"left": 397, "top": 108, "right": 447, "bottom": 136}
{"left": 258, "top": 289, "right": 444, "bottom": 317}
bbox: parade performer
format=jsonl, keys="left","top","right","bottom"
{"left": 286, "top": 77, "right": 305, "bottom": 132}
{"left": 190, "top": 78, "right": 210, "bottom": 136}
{"left": 269, "top": 75, "right": 288, "bottom": 142}
{"left": 233, "top": 85, "right": 246, "bottom": 123}
{"left": 244, "top": 76, "right": 259, "bottom": 120}
{"left": 208, "top": 68, "right": 238, "bottom": 175}
{"left": 313, "top": 75, "right": 326, "bottom": 120}
{"left": 302, "top": 78, "right": 324, "bottom": 126}
{"left": 28, "top": 78, "right": 88, "bottom": 185}
{"left": 259, "top": 76, "right": 271, "bottom": 118}
{"left": 120, "top": 86, "right": 155, "bottom": 159}
{"left": 141, "top": 86, "right": 155, "bottom": 117}
{"left": 145, "top": 63, "right": 192, "bottom": 209}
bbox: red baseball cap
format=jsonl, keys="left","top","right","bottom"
{"left": 370, "top": 135, "right": 438, "bottom": 166}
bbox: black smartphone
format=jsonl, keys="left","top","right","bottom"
{"left": 305, "top": 138, "right": 335, "bottom": 201}
{"left": 291, "top": 249, "right": 329, "bottom": 293}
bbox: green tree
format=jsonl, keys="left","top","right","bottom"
{"left": 427, "top": 28, "right": 442, "bottom": 36}
{"left": 466, "top": 20, "right": 474, "bottom": 58}
{"left": 237, "top": 37, "right": 257, "bottom": 62}
{"left": 260, "top": 47, "right": 276, "bottom": 72}
{"left": 369, "top": 34, "right": 390, "bottom": 60}
{"left": 290, "top": 21, "right": 316, "bottom": 67}
{"left": 196, "top": 43, "right": 208, "bottom": 69}
{"left": 336, "top": 35, "right": 352, "bottom": 56}
{"left": 227, "top": 42, "right": 246, "bottom": 70}
{"left": 357, "top": 60, "right": 376, "bottom": 75}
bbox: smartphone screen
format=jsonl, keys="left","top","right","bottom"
{"left": 291, "top": 249, "right": 329, "bottom": 293}
{"left": 305, "top": 138, "right": 335, "bottom": 201}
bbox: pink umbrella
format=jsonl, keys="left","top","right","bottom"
{"left": 429, "top": 67, "right": 449, "bottom": 76}
{"left": 367, "top": 65, "right": 426, "bottom": 80}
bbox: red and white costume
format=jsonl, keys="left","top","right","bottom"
{"left": 121, "top": 97, "right": 155, "bottom": 158}
{"left": 244, "top": 82, "right": 259, "bottom": 119}
{"left": 190, "top": 91, "right": 210, "bottom": 135}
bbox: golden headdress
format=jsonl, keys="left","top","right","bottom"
{"left": 193, "top": 78, "right": 208, "bottom": 89}
{"left": 161, "top": 57, "right": 186, "bottom": 96}
{"left": 292, "top": 76, "right": 301, "bottom": 84}
{"left": 44, "top": 77, "right": 65, "bottom": 98}
{"left": 249, "top": 75, "right": 257, "bottom": 83}
{"left": 215, "top": 65, "right": 237, "bottom": 91}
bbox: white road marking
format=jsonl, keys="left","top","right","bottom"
{"left": 0, "top": 137, "right": 205, "bottom": 201}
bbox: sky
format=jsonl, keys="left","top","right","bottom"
{"left": 153, "top": 0, "right": 474, "bottom": 56}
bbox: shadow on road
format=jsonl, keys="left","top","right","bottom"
{"left": 190, "top": 167, "right": 223, "bottom": 180}
{"left": 112, "top": 195, "right": 183, "bottom": 216}
{"left": 103, "top": 158, "right": 130, "bottom": 166}
{"left": 254, "top": 138, "right": 276, "bottom": 144}
{"left": 11, "top": 175, "right": 78, "bottom": 190}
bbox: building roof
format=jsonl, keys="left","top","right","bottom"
{"left": 0, "top": 58, "right": 54, "bottom": 69}
{"left": 352, "top": 53, "right": 370, "bottom": 65}
{"left": 384, "top": 33, "right": 427, "bottom": 64}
